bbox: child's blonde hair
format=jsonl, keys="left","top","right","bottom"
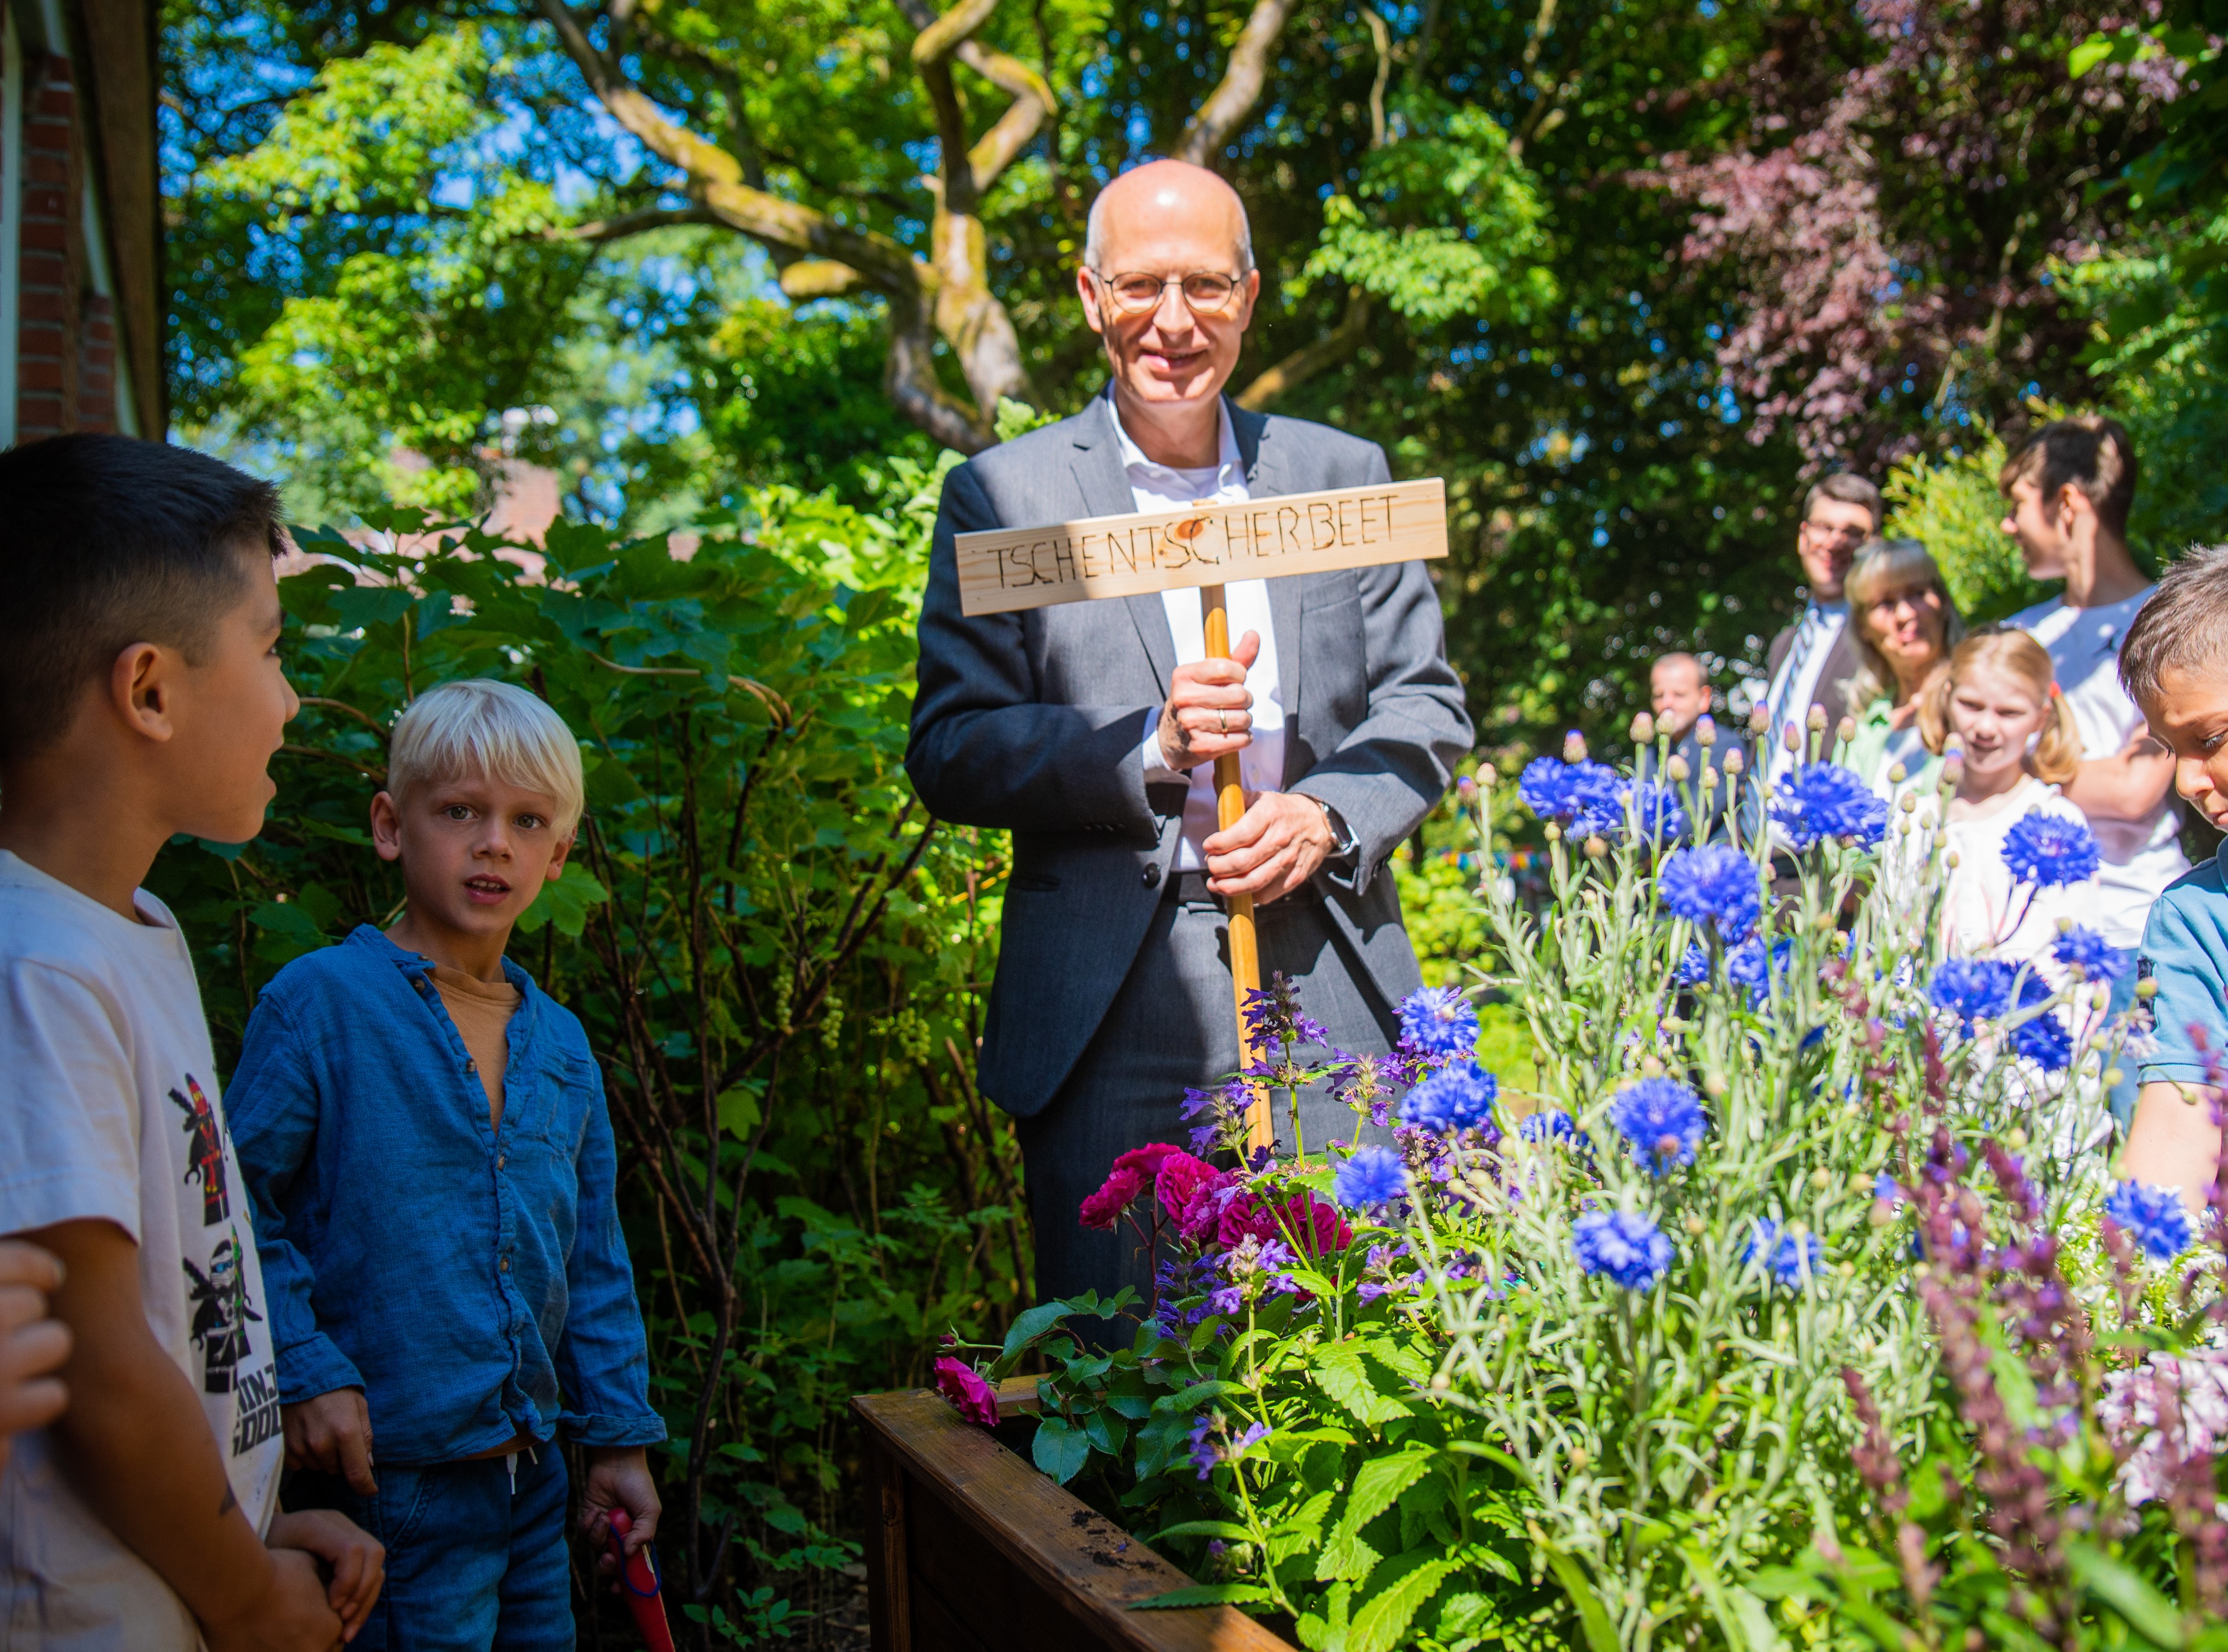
{"left": 1917, "top": 631, "right": 2083, "bottom": 786}
{"left": 387, "top": 679, "right": 585, "bottom": 834}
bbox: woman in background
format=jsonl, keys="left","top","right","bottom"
{"left": 1840, "top": 537, "right": 1964, "bottom": 795}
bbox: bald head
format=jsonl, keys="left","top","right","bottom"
{"left": 1084, "top": 160, "right": 1253, "bottom": 274}
{"left": 1076, "top": 159, "right": 1262, "bottom": 463}
{"left": 1650, "top": 653, "right": 1711, "bottom": 739}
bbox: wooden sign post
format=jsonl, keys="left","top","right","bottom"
{"left": 955, "top": 478, "right": 1449, "bottom": 1150}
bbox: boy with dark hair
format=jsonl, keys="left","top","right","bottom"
{"left": 230, "top": 678, "right": 663, "bottom": 1649}
{"left": 2001, "top": 414, "right": 2185, "bottom": 1126}
{"left": 0, "top": 433, "right": 383, "bottom": 1647}
{"left": 2115, "top": 543, "right": 2228, "bottom": 1206}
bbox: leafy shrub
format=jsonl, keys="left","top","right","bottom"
{"left": 933, "top": 723, "right": 2227, "bottom": 1651}
{"left": 151, "top": 473, "right": 1022, "bottom": 1640}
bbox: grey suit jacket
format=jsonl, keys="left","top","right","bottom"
{"left": 906, "top": 396, "right": 1473, "bottom": 1118}
{"left": 1765, "top": 615, "right": 1864, "bottom": 733}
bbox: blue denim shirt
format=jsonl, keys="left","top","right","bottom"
{"left": 228, "top": 926, "right": 664, "bottom": 1465}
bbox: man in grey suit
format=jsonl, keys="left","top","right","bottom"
{"left": 905, "top": 159, "right": 1471, "bottom": 1310}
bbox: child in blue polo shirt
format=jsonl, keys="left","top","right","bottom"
{"left": 2113, "top": 545, "right": 2228, "bottom": 1211}
{"left": 229, "top": 678, "right": 663, "bottom": 1649}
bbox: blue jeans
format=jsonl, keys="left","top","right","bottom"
{"left": 292, "top": 1447, "right": 574, "bottom": 1651}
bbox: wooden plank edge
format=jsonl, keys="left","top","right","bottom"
{"left": 853, "top": 1390, "right": 1294, "bottom": 1651}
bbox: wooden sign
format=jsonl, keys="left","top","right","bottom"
{"left": 954, "top": 479, "right": 1448, "bottom": 616}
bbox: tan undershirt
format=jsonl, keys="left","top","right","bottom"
{"left": 431, "top": 964, "right": 521, "bottom": 1130}
{"left": 431, "top": 966, "right": 531, "bottom": 1458}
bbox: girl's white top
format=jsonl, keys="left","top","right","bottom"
{"left": 1889, "top": 774, "right": 2100, "bottom": 972}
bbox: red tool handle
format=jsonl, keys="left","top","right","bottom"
{"left": 605, "top": 1509, "right": 676, "bottom": 1652}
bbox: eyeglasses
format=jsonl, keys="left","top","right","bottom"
{"left": 1864, "top": 585, "right": 1939, "bottom": 616}
{"left": 1801, "top": 519, "right": 1871, "bottom": 544}
{"left": 1090, "top": 269, "right": 1246, "bottom": 317}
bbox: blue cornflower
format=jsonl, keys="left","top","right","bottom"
{"left": 1726, "top": 935, "right": 1793, "bottom": 1008}
{"left": 1675, "top": 942, "right": 1712, "bottom": 986}
{"left": 1333, "top": 1145, "right": 1408, "bottom": 1211}
{"left": 2002, "top": 811, "right": 2100, "bottom": 888}
{"left": 1566, "top": 763, "right": 1628, "bottom": 837}
{"left": 1573, "top": 1210, "right": 1675, "bottom": 1290}
{"left": 1928, "top": 958, "right": 2014, "bottom": 1027}
{"left": 1520, "top": 1108, "right": 1577, "bottom": 1143}
{"left": 1187, "top": 1413, "right": 1219, "bottom": 1478}
{"left": 1399, "top": 1062, "right": 1499, "bottom": 1133}
{"left": 2052, "top": 925, "right": 2130, "bottom": 983}
{"left": 1659, "top": 843, "right": 1761, "bottom": 942}
{"left": 2105, "top": 1180, "right": 2196, "bottom": 1261}
{"left": 1743, "top": 1219, "right": 1823, "bottom": 1288}
{"left": 1770, "top": 763, "right": 1889, "bottom": 849}
{"left": 1521, "top": 756, "right": 1625, "bottom": 833}
{"left": 1609, "top": 1077, "right": 1708, "bottom": 1173}
{"left": 1397, "top": 986, "right": 1480, "bottom": 1058}
{"left": 1621, "top": 780, "right": 1690, "bottom": 843}
{"left": 1519, "top": 756, "right": 1576, "bottom": 820}
{"left": 2006, "top": 969, "right": 2070, "bottom": 1072}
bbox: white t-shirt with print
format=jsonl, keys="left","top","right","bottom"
{"left": 2012, "top": 590, "right": 2189, "bottom": 946}
{"left": 0, "top": 852, "right": 283, "bottom": 1650}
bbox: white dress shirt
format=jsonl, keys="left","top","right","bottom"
{"left": 1764, "top": 600, "right": 1849, "bottom": 780}
{"left": 2011, "top": 588, "right": 2189, "bottom": 946}
{"left": 1109, "top": 395, "right": 1285, "bottom": 873}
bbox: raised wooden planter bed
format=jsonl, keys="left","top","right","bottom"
{"left": 852, "top": 1385, "right": 1296, "bottom": 1652}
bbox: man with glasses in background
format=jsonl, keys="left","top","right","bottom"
{"left": 907, "top": 159, "right": 1471, "bottom": 1317}
{"left": 1755, "top": 475, "right": 1883, "bottom": 778}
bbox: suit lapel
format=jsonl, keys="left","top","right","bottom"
{"left": 1070, "top": 395, "right": 1176, "bottom": 693}
{"left": 1233, "top": 401, "right": 1308, "bottom": 782}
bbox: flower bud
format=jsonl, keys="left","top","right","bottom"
{"left": 1931, "top": 830, "right": 1948, "bottom": 850}
{"left": 1748, "top": 702, "right": 1770, "bottom": 736}
{"left": 1782, "top": 722, "right": 1801, "bottom": 753}
{"left": 1479, "top": 763, "right": 1497, "bottom": 786}
{"left": 1630, "top": 711, "right": 1656, "bottom": 745}
{"left": 1430, "top": 1371, "right": 1451, "bottom": 1392}
{"left": 1945, "top": 850, "right": 1960, "bottom": 869}
{"left": 1568, "top": 1445, "right": 1589, "bottom": 1469}
{"left": 2006, "top": 1127, "right": 2028, "bottom": 1152}
{"left": 1696, "top": 714, "right": 1717, "bottom": 746}
{"left": 1641, "top": 1054, "right": 1665, "bottom": 1078}
{"left": 1684, "top": 1213, "right": 1707, "bottom": 1235}
{"left": 2137, "top": 977, "right": 2159, "bottom": 1001}
{"left": 1807, "top": 705, "right": 1828, "bottom": 732}
{"left": 1703, "top": 1072, "right": 1728, "bottom": 1098}
{"left": 1545, "top": 821, "right": 1561, "bottom": 843}
{"left": 1870, "top": 1202, "right": 1894, "bottom": 1228}
{"left": 2104, "top": 1066, "right": 2125, "bottom": 1088}
{"left": 1584, "top": 835, "right": 1609, "bottom": 859}
{"left": 2055, "top": 914, "right": 2074, "bottom": 934}
{"left": 1941, "top": 758, "right": 1964, "bottom": 789}
{"left": 1837, "top": 714, "right": 1856, "bottom": 746}
{"left": 1898, "top": 792, "right": 1917, "bottom": 814}
{"left": 1700, "top": 765, "right": 1719, "bottom": 791}
{"left": 1563, "top": 730, "right": 1589, "bottom": 763}
{"left": 1667, "top": 754, "right": 1692, "bottom": 782}
{"left": 2094, "top": 984, "right": 2113, "bottom": 1012}
{"left": 1811, "top": 1167, "right": 1832, "bottom": 1190}
{"left": 1723, "top": 749, "right": 1744, "bottom": 775}
{"left": 1457, "top": 775, "right": 1478, "bottom": 800}
{"left": 1887, "top": 762, "right": 1907, "bottom": 784}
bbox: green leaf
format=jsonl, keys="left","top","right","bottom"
{"left": 1031, "top": 1417, "right": 1092, "bottom": 1485}
{"left": 2069, "top": 32, "right": 2118, "bottom": 76}
{"left": 1311, "top": 1342, "right": 1414, "bottom": 1428}
{"left": 1348, "top": 1553, "right": 1460, "bottom": 1652}
{"left": 716, "top": 1084, "right": 763, "bottom": 1139}
{"left": 513, "top": 869, "right": 609, "bottom": 937}
{"left": 1540, "top": 1545, "right": 1623, "bottom": 1652}
{"left": 998, "top": 1301, "right": 1076, "bottom": 1361}
{"left": 1317, "top": 1449, "right": 1436, "bottom": 1582}
{"left": 2067, "top": 1539, "right": 2187, "bottom": 1648}
{"left": 1152, "top": 1519, "right": 1256, "bottom": 1543}
{"left": 1127, "top": 1583, "right": 1272, "bottom": 1610}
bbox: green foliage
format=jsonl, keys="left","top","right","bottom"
{"left": 1299, "top": 105, "right": 1557, "bottom": 327}
{"left": 1880, "top": 432, "right": 2051, "bottom": 625}
{"left": 149, "top": 484, "right": 1026, "bottom": 1632}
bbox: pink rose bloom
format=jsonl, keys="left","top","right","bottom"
{"left": 1079, "top": 1165, "right": 1149, "bottom": 1230}
{"left": 1112, "top": 1143, "right": 1180, "bottom": 1178}
{"left": 1154, "top": 1151, "right": 1221, "bottom": 1223}
{"left": 933, "top": 1356, "right": 1001, "bottom": 1430}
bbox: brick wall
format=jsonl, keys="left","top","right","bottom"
{"left": 14, "top": 48, "right": 120, "bottom": 440}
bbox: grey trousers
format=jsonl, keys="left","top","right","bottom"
{"left": 1014, "top": 886, "right": 1403, "bottom": 1321}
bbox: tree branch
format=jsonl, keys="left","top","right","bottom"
{"left": 892, "top": 0, "right": 1056, "bottom": 195}
{"left": 1174, "top": 0, "right": 1300, "bottom": 167}
{"left": 1235, "top": 287, "right": 1372, "bottom": 410}
{"left": 541, "top": 204, "right": 719, "bottom": 242}
{"left": 534, "top": 0, "right": 921, "bottom": 296}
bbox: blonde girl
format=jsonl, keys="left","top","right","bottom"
{"left": 1902, "top": 628, "right": 2091, "bottom": 963}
